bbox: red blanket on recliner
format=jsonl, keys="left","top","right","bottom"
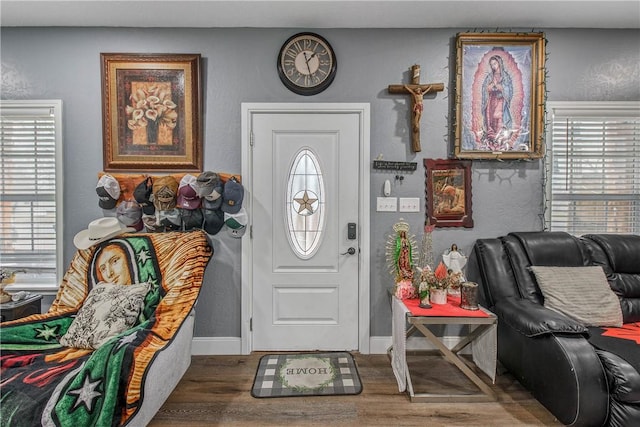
{"left": 588, "top": 322, "right": 640, "bottom": 373}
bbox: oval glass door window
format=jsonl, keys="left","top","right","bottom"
{"left": 285, "top": 148, "right": 325, "bottom": 259}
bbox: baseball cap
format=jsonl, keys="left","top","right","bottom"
{"left": 133, "top": 177, "right": 155, "bottom": 215}
{"left": 116, "top": 200, "right": 143, "bottom": 231}
{"left": 96, "top": 174, "right": 121, "bottom": 209}
{"left": 181, "top": 208, "right": 204, "bottom": 231}
{"left": 158, "top": 208, "right": 182, "bottom": 231}
{"left": 204, "top": 182, "right": 223, "bottom": 206}
{"left": 221, "top": 176, "right": 244, "bottom": 214}
{"left": 177, "top": 174, "right": 201, "bottom": 210}
{"left": 202, "top": 188, "right": 223, "bottom": 209}
{"left": 142, "top": 214, "right": 163, "bottom": 233}
{"left": 202, "top": 203, "right": 225, "bottom": 235}
{"left": 195, "top": 171, "right": 220, "bottom": 198}
{"left": 152, "top": 175, "right": 179, "bottom": 211}
{"left": 224, "top": 207, "right": 248, "bottom": 238}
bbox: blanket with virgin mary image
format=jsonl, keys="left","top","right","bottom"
{"left": 0, "top": 231, "right": 212, "bottom": 427}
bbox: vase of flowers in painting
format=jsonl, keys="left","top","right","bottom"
{"left": 146, "top": 119, "right": 159, "bottom": 144}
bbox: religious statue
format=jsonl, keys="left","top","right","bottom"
{"left": 385, "top": 219, "right": 417, "bottom": 299}
{"left": 442, "top": 243, "right": 468, "bottom": 280}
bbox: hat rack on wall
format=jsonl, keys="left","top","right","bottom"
{"left": 97, "top": 172, "right": 241, "bottom": 205}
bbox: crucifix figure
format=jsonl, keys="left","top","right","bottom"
{"left": 388, "top": 64, "right": 444, "bottom": 152}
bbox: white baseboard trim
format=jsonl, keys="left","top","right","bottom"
{"left": 369, "top": 336, "right": 392, "bottom": 354}
{"left": 191, "top": 336, "right": 469, "bottom": 355}
{"left": 191, "top": 337, "right": 242, "bottom": 355}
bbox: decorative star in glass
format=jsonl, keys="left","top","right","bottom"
{"left": 293, "top": 190, "right": 318, "bottom": 215}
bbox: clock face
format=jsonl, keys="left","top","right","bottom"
{"left": 277, "top": 32, "right": 337, "bottom": 96}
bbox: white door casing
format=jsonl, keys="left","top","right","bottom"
{"left": 241, "top": 103, "right": 370, "bottom": 353}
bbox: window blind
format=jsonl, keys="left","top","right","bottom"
{"left": 546, "top": 102, "right": 640, "bottom": 236}
{"left": 0, "top": 100, "right": 62, "bottom": 284}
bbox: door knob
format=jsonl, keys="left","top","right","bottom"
{"left": 341, "top": 247, "right": 356, "bottom": 255}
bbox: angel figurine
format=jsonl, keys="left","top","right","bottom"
{"left": 442, "top": 243, "right": 467, "bottom": 280}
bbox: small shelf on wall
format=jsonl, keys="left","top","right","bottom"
{"left": 372, "top": 160, "right": 417, "bottom": 171}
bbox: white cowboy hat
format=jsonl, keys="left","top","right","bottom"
{"left": 73, "top": 217, "right": 135, "bottom": 250}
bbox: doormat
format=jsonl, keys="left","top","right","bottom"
{"left": 251, "top": 352, "right": 363, "bottom": 398}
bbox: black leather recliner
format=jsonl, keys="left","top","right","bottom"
{"left": 467, "top": 231, "right": 640, "bottom": 427}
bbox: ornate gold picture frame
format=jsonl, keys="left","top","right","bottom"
{"left": 454, "top": 32, "right": 546, "bottom": 160}
{"left": 101, "top": 53, "right": 202, "bottom": 171}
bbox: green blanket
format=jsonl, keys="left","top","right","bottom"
{"left": 0, "top": 231, "right": 212, "bottom": 427}
{"left": 1, "top": 315, "right": 155, "bottom": 426}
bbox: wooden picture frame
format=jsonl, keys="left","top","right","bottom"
{"left": 424, "top": 159, "right": 473, "bottom": 228}
{"left": 454, "top": 32, "right": 546, "bottom": 160}
{"left": 101, "top": 53, "right": 202, "bottom": 171}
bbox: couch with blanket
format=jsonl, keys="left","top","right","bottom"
{"left": 0, "top": 230, "right": 212, "bottom": 426}
{"left": 466, "top": 231, "right": 640, "bottom": 427}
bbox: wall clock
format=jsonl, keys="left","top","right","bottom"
{"left": 277, "top": 32, "right": 337, "bottom": 96}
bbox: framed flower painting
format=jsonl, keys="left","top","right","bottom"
{"left": 453, "top": 32, "right": 546, "bottom": 160}
{"left": 101, "top": 53, "right": 202, "bottom": 171}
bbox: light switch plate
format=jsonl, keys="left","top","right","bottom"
{"left": 376, "top": 197, "right": 397, "bottom": 212}
{"left": 399, "top": 197, "right": 420, "bottom": 212}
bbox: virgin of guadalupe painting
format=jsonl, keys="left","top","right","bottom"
{"left": 454, "top": 33, "right": 545, "bottom": 160}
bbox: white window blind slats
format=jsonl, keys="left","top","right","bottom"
{"left": 546, "top": 101, "right": 640, "bottom": 236}
{"left": 0, "top": 102, "right": 61, "bottom": 280}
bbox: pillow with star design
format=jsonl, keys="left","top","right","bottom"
{"left": 59, "top": 281, "right": 151, "bottom": 349}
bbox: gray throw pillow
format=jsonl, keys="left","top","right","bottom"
{"left": 529, "top": 266, "right": 622, "bottom": 327}
{"left": 59, "top": 281, "right": 150, "bottom": 349}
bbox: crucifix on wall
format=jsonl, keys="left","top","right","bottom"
{"left": 388, "top": 64, "right": 444, "bottom": 152}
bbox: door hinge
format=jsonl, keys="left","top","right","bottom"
{"left": 250, "top": 130, "right": 254, "bottom": 147}
{"left": 250, "top": 317, "right": 253, "bottom": 331}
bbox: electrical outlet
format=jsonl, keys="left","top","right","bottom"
{"left": 399, "top": 197, "right": 420, "bottom": 212}
{"left": 376, "top": 197, "right": 397, "bottom": 212}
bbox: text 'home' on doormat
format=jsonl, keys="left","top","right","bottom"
{"left": 251, "top": 352, "right": 363, "bottom": 398}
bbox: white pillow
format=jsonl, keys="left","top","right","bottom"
{"left": 530, "top": 266, "right": 622, "bottom": 327}
{"left": 59, "top": 281, "right": 150, "bottom": 349}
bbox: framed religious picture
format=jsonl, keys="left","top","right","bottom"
{"left": 101, "top": 53, "right": 202, "bottom": 171}
{"left": 453, "top": 32, "right": 546, "bottom": 160}
{"left": 424, "top": 159, "right": 473, "bottom": 228}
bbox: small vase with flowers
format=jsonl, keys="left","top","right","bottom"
{"left": 418, "top": 261, "right": 463, "bottom": 305}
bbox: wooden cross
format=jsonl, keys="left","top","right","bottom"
{"left": 388, "top": 64, "right": 444, "bottom": 152}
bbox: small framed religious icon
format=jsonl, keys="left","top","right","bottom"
{"left": 453, "top": 32, "right": 546, "bottom": 160}
{"left": 424, "top": 159, "right": 473, "bottom": 228}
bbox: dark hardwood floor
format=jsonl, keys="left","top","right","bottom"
{"left": 149, "top": 353, "right": 561, "bottom": 426}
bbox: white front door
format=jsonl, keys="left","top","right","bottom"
{"left": 242, "top": 104, "right": 369, "bottom": 352}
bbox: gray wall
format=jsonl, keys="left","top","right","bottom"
{"left": 2, "top": 28, "right": 638, "bottom": 340}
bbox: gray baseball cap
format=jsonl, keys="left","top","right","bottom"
{"left": 116, "top": 200, "right": 143, "bottom": 231}
{"left": 195, "top": 171, "right": 221, "bottom": 198}
{"left": 96, "top": 174, "right": 121, "bottom": 209}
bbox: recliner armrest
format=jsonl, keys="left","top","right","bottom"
{"left": 494, "top": 298, "right": 587, "bottom": 337}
